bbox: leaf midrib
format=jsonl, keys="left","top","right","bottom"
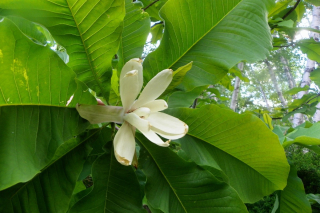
{"left": 164, "top": 0, "right": 242, "bottom": 70}
{"left": 138, "top": 138, "right": 188, "bottom": 213}
{"left": 65, "top": 0, "right": 106, "bottom": 98}
{"left": 187, "top": 131, "right": 283, "bottom": 189}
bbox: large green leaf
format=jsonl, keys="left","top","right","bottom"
{"left": 117, "top": 0, "right": 150, "bottom": 70}
{"left": 272, "top": 163, "right": 311, "bottom": 213}
{"left": 0, "top": 0, "right": 125, "bottom": 98}
{"left": 298, "top": 39, "right": 320, "bottom": 63}
{"left": 167, "top": 105, "right": 290, "bottom": 203}
{"left": 137, "top": 134, "right": 248, "bottom": 213}
{"left": 0, "top": 143, "right": 89, "bottom": 213}
{"left": 283, "top": 122, "right": 320, "bottom": 148}
{"left": 310, "top": 68, "right": 320, "bottom": 87}
{"left": 0, "top": 17, "right": 95, "bottom": 107}
{"left": 143, "top": 0, "right": 274, "bottom": 90}
{"left": 70, "top": 144, "right": 146, "bottom": 213}
{"left": 0, "top": 106, "right": 89, "bottom": 190}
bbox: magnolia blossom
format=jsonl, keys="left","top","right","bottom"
{"left": 77, "top": 59, "right": 188, "bottom": 166}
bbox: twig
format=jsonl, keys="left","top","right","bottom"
{"left": 143, "top": 0, "right": 160, "bottom": 11}
{"left": 282, "top": 0, "right": 301, "bottom": 20}
{"left": 151, "top": 21, "right": 163, "bottom": 28}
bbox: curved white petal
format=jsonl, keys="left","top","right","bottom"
{"left": 120, "top": 58, "right": 143, "bottom": 92}
{"left": 113, "top": 122, "right": 136, "bottom": 166}
{"left": 148, "top": 112, "right": 188, "bottom": 135}
{"left": 140, "top": 130, "right": 170, "bottom": 147}
{"left": 124, "top": 112, "right": 150, "bottom": 132}
{"left": 154, "top": 130, "right": 187, "bottom": 140}
{"left": 141, "top": 100, "right": 168, "bottom": 112}
{"left": 133, "top": 107, "right": 150, "bottom": 118}
{"left": 76, "top": 104, "right": 124, "bottom": 124}
{"left": 120, "top": 70, "right": 141, "bottom": 112}
{"left": 131, "top": 69, "right": 173, "bottom": 109}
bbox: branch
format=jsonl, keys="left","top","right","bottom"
{"left": 151, "top": 21, "right": 163, "bottom": 28}
{"left": 282, "top": 0, "right": 301, "bottom": 20}
{"left": 143, "top": 0, "right": 160, "bottom": 11}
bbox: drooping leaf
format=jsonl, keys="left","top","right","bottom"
{"left": 298, "top": 39, "right": 320, "bottom": 63}
{"left": 268, "top": 0, "right": 293, "bottom": 18}
{"left": 0, "top": 106, "right": 89, "bottom": 190}
{"left": 137, "top": 134, "right": 248, "bottom": 213}
{"left": 167, "top": 105, "right": 290, "bottom": 203}
{"left": 272, "top": 163, "right": 311, "bottom": 213}
{"left": 117, "top": 0, "right": 150, "bottom": 70}
{"left": 143, "top": 0, "right": 274, "bottom": 90}
{"left": 310, "top": 68, "right": 320, "bottom": 87}
{"left": 162, "top": 62, "right": 193, "bottom": 96}
{"left": 151, "top": 23, "right": 164, "bottom": 44}
{"left": 284, "top": 122, "right": 320, "bottom": 148}
{"left": 307, "top": 193, "right": 320, "bottom": 205}
{"left": 70, "top": 145, "right": 146, "bottom": 213}
{"left": 284, "top": 85, "right": 309, "bottom": 95}
{"left": 229, "top": 66, "right": 250, "bottom": 82}
{"left": 0, "top": 0, "right": 126, "bottom": 99}
{"left": 263, "top": 113, "right": 273, "bottom": 130}
{"left": 0, "top": 142, "right": 90, "bottom": 213}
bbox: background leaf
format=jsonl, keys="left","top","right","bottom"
{"left": 137, "top": 134, "right": 248, "bottom": 213}
{"left": 143, "top": 0, "right": 274, "bottom": 90}
{"left": 167, "top": 105, "right": 290, "bottom": 203}
{"left": 70, "top": 143, "right": 146, "bottom": 213}
{"left": 272, "top": 163, "right": 311, "bottom": 213}
{"left": 0, "top": 0, "right": 126, "bottom": 99}
{"left": 0, "top": 106, "right": 89, "bottom": 190}
{"left": 117, "top": 0, "right": 150, "bottom": 70}
{"left": 0, "top": 143, "right": 89, "bottom": 213}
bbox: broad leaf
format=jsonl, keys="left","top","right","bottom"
{"left": 143, "top": 0, "right": 274, "bottom": 90}
{"left": 272, "top": 163, "right": 311, "bottom": 213}
{"left": 137, "top": 134, "right": 248, "bottom": 213}
{"left": 167, "top": 85, "right": 208, "bottom": 108}
{"left": 268, "top": 0, "right": 293, "bottom": 18}
{"left": 284, "top": 122, "right": 320, "bottom": 148}
{"left": 0, "top": 0, "right": 126, "bottom": 98}
{"left": 70, "top": 144, "right": 145, "bottom": 213}
{"left": 0, "top": 143, "right": 89, "bottom": 213}
{"left": 305, "top": 0, "right": 320, "bottom": 6}
{"left": 0, "top": 17, "right": 95, "bottom": 107}
{"left": 117, "top": 0, "right": 150, "bottom": 70}
{"left": 310, "top": 68, "right": 320, "bottom": 87}
{"left": 284, "top": 85, "right": 309, "bottom": 95}
{"left": 298, "top": 39, "right": 320, "bottom": 63}
{"left": 0, "top": 106, "right": 89, "bottom": 190}
{"left": 167, "top": 105, "right": 290, "bottom": 203}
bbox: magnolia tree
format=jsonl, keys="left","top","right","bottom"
{"left": 0, "top": 0, "right": 315, "bottom": 212}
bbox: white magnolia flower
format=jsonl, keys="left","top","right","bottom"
{"left": 77, "top": 58, "right": 188, "bottom": 166}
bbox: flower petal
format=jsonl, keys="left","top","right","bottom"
{"left": 140, "top": 130, "right": 170, "bottom": 147}
{"left": 120, "top": 69, "right": 141, "bottom": 111}
{"left": 131, "top": 69, "right": 173, "bottom": 109}
{"left": 113, "top": 122, "right": 136, "bottom": 166}
{"left": 124, "top": 112, "right": 150, "bottom": 132}
{"left": 141, "top": 100, "right": 168, "bottom": 112}
{"left": 76, "top": 104, "right": 124, "bottom": 124}
{"left": 133, "top": 107, "right": 150, "bottom": 118}
{"left": 120, "top": 58, "right": 143, "bottom": 87}
{"left": 148, "top": 112, "right": 188, "bottom": 135}
{"left": 154, "top": 131, "right": 187, "bottom": 140}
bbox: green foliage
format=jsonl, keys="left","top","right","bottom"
{"left": 0, "top": 0, "right": 314, "bottom": 212}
